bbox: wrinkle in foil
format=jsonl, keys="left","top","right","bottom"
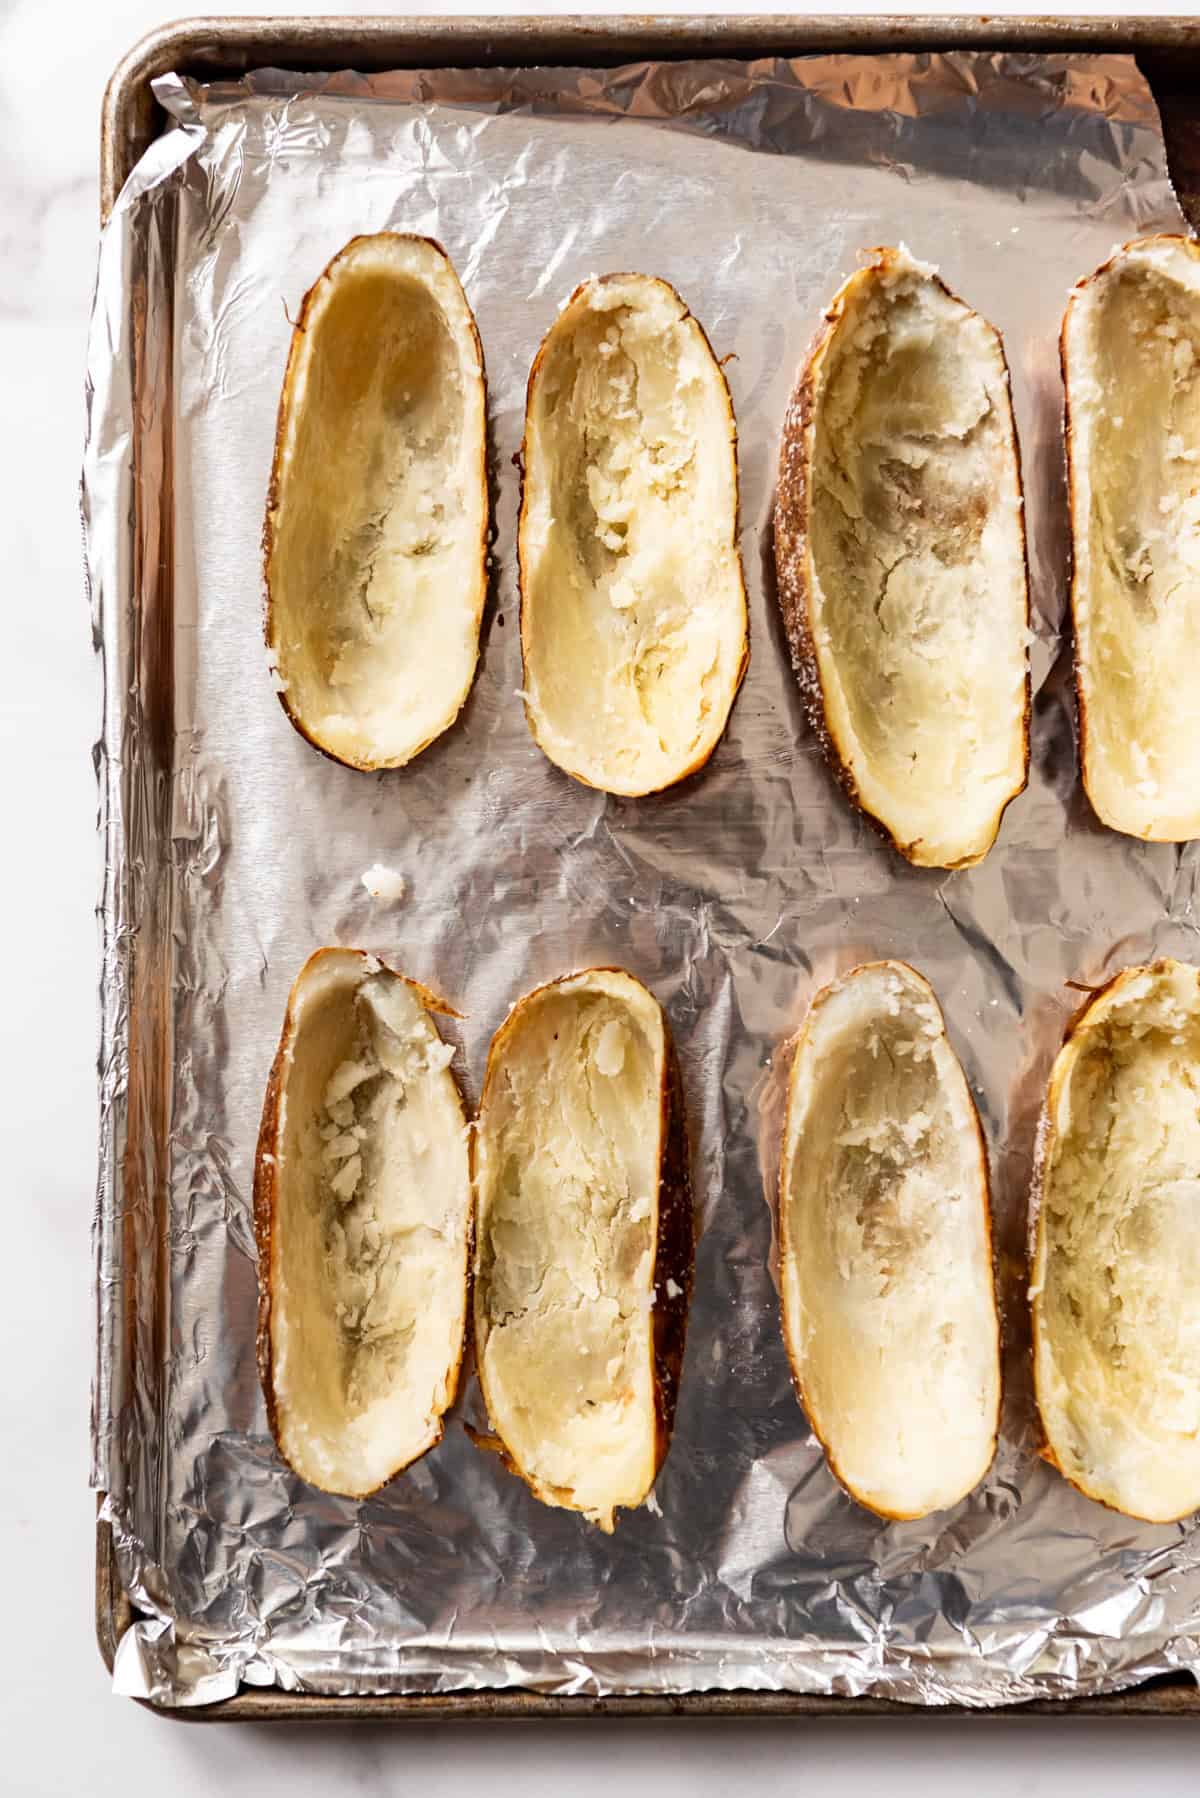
{"left": 83, "top": 50, "right": 1200, "bottom": 1708}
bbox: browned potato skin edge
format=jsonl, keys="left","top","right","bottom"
{"left": 1028, "top": 958, "right": 1200, "bottom": 1522}
{"left": 772, "top": 247, "right": 1031, "bottom": 869}
{"left": 1061, "top": 234, "right": 1200, "bottom": 843}
{"left": 516, "top": 273, "right": 750, "bottom": 797}
{"left": 261, "top": 233, "right": 490, "bottom": 774}
{"left": 776, "top": 959, "right": 1002, "bottom": 1521}
{"left": 253, "top": 946, "right": 472, "bottom": 1499}
{"left": 470, "top": 967, "right": 694, "bottom": 1528}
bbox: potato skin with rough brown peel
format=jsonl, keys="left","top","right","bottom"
{"left": 774, "top": 247, "right": 1029, "bottom": 868}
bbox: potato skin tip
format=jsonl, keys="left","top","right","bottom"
{"left": 462, "top": 1421, "right": 508, "bottom": 1462}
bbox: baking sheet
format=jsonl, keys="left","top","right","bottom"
{"left": 83, "top": 48, "right": 1200, "bottom": 1709}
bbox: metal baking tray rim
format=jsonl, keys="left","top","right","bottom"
{"left": 95, "top": 11, "right": 1200, "bottom": 1720}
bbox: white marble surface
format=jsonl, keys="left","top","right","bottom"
{"left": 4, "top": 0, "right": 1200, "bottom": 1789}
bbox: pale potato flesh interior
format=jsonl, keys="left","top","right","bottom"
{"left": 808, "top": 252, "right": 1027, "bottom": 866}
{"left": 267, "top": 236, "right": 486, "bottom": 768}
{"left": 781, "top": 963, "right": 1000, "bottom": 1518}
{"left": 474, "top": 971, "right": 664, "bottom": 1528}
{"left": 270, "top": 953, "right": 469, "bottom": 1495}
{"left": 1033, "top": 961, "right": 1200, "bottom": 1521}
{"left": 521, "top": 276, "right": 746, "bottom": 795}
{"left": 1065, "top": 239, "right": 1200, "bottom": 839}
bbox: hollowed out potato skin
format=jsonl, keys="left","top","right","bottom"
{"left": 518, "top": 273, "right": 748, "bottom": 798}
{"left": 471, "top": 967, "right": 693, "bottom": 1530}
{"left": 254, "top": 948, "right": 471, "bottom": 1498}
{"left": 774, "top": 247, "right": 1029, "bottom": 869}
{"left": 1031, "top": 959, "right": 1200, "bottom": 1523}
{"left": 1063, "top": 235, "right": 1200, "bottom": 842}
{"left": 264, "top": 234, "right": 488, "bottom": 773}
{"left": 779, "top": 960, "right": 1001, "bottom": 1520}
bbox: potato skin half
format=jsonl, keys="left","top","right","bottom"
{"left": 253, "top": 947, "right": 469, "bottom": 1498}
{"left": 1030, "top": 958, "right": 1200, "bottom": 1522}
{"left": 517, "top": 273, "right": 749, "bottom": 797}
{"left": 777, "top": 959, "right": 1001, "bottom": 1522}
{"left": 1061, "top": 235, "right": 1200, "bottom": 843}
{"left": 470, "top": 967, "right": 693, "bottom": 1526}
{"left": 262, "top": 234, "right": 489, "bottom": 774}
{"left": 773, "top": 248, "right": 1030, "bottom": 869}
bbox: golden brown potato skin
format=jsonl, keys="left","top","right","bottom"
{"left": 774, "top": 247, "right": 1030, "bottom": 869}
{"left": 263, "top": 233, "right": 488, "bottom": 773}
{"left": 1062, "top": 235, "right": 1200, "bottom": 842}
{"left": 518, "top": 273, "right": 748, "bottom": 797}
{"left": 1030, "top": 958, "right": 1200, "bottom": 1523}
{"left": 778, "top": 960, "right": 1001, "bottom": 1521}
{"left": 254, "top": 948, "right": 470, "bottom": 1498}
{"left": 470, "top": 968, "right": 693, "bottom": 1528}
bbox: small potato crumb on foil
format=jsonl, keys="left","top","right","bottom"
{"left": 85, "top": 50, "right": 1200, "bottom": 1710}
{"left": 361, "top": 864, "right": 407, "bottom": 903}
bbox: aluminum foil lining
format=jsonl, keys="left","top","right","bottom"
{"left": 84, "top": 49, "right": 1200, "bottom": 1709}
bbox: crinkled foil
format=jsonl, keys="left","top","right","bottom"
{"left": 83, "top": 50, "right": 1200, "bottom": 1709}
